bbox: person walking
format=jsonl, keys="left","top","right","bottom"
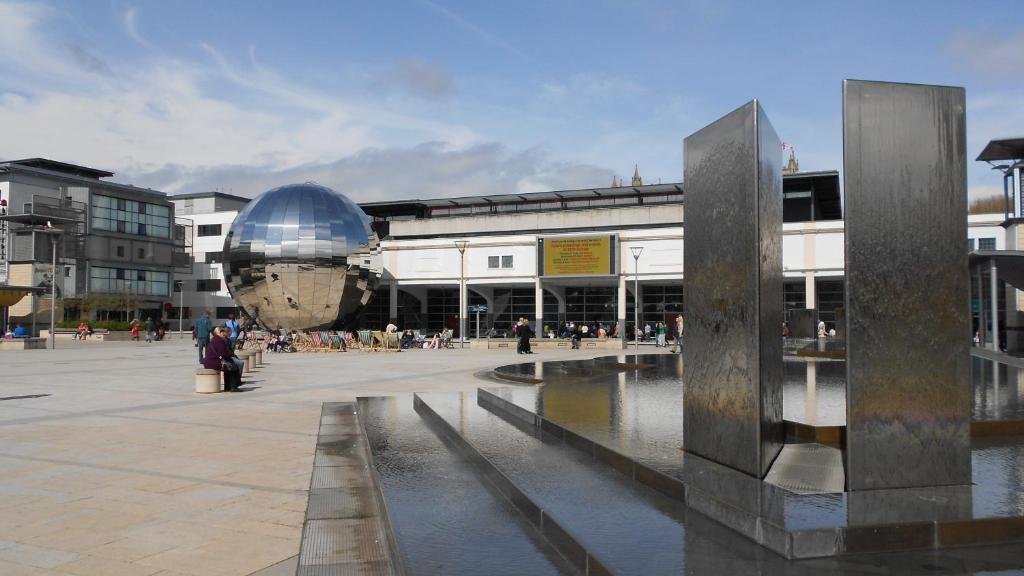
{"left": 225, "top": 313, "right": 240, "bottom": 349}
{"left": 144, "top": 316, "right": 155, "bottom": 343}
{"left": 195, "top": 310, "right": 213, "bottom": 365}
{"left": 130, "top": 319, "right": 140, "bottom": 341}
{"left": 519, "top": 319, "right": 534, "bottom": 354}
{"left": 515, "top": 318, "right": 525, "bottom": 354}
{"left": 656, "top": 321, "right": 667, "bottom": 347}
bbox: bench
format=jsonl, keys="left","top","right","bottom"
{"left": 195, "top": 368, "right": 222, "bottom": 393}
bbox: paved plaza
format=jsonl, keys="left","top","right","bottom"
{"left": 0, "top": 340, "right": 609, "bottom": 575}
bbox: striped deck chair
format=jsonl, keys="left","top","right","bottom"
{"left": 357, "top": 330, "right": 373, "bottom": 351}
{"left": 385, "top": 332, "right": 400, "bottom": 351}
{"left": 309, "top": 331, "right": 324, "bottom": 351}
{"left": 318, "top": 331, "right": 333, "bottom": 352}
{"left": 328, "top": 332, "right": 346, "bottom": 351}
{"left": 370, "top": 330, "right": 386, "bottom": 351}
{"left": 291, "top": 331, "right": 304, "bottom": 351}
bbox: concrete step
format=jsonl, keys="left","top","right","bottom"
{"left": 359, "top": 396, "right": 575, "bottom": 576}
{"left": 415, "top": 390, "right": 696, "bottom": 576}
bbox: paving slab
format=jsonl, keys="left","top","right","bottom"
{"left": 0, "top": 339, "right": 606, "bottom": 575}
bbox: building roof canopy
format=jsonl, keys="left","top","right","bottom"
{"left": 976, "top": 138, "right": 1024, "bottom": 162}
{"left": 1, "top": 158, "right": 114, "bottom": 179}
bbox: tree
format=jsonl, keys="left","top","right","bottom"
{"left": 969, "top": 195, "right": 1005, "bottom": 215}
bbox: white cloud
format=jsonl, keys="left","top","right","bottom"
{"left": 540, "top": 73, "right": 644, "bottom": 101}
{"left": 413, "top": 0, "right": 526, "bottom": 59}
{"left": 121, "top": 5, "right": 149, "bottom": 47}
{"left": 141, "top": 143, "right": 614, "bottom": 201}
{"left": 968, "top": 185, "right": 1003, "bottom": 202}
{"left": 947, "top": 30, "right": 1024, "bottom": 77}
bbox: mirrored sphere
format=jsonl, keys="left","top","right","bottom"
{"left": 222, "top": 183, "right": 381, "bottom": 330}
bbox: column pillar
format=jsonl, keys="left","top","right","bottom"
{"left": 805, "top": 271, "right": 816, "bottom": 309}
{"left": 978, "top": 264, "right": 986, "bottom": 346}
{"left": 534, "top": 278, "right": 544, "bottom": 336}
{"left": 458, "top": 281, "right": 466, "bottom": 340}
{"left": 991, "top": 261, "right": 1000, "bottom": 352}
{"left": 617, "top": 274, "right": 627, "bottom": 349}
{"left": 388, "top": 281, "right": 398, "bottom": 326}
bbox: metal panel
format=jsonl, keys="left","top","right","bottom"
{"left": 843, "top": 80, "right": 970, "bottom": 490}
{"left": 683, "top": 100, "right": 784, "bottom": 478}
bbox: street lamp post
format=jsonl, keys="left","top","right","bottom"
{"left": 176, "top": 280, "right": 184, "bottom": 339}
{"left": 49, "top": 233, "right": 57, "bottom": 350}
{"left": 454, "top": 240, "right": 469, "bottom": 349}
{"left": 630, "top": 246, "right": 644, "bottom": 352}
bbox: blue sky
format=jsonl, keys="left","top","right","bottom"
{"left": 1, "top": 0, "right": 1021, "bottom": 202}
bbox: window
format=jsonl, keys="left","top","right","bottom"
{"left": 173, "top": 281, "right": 181, "bottom": 292}
{"left": 197, "top": 224, "right": 222, "bottom": 237}
{"left": 89, "top": 266, "right": 169, "bottom": 296}
{"left": 90, "top": 195, "right": 171, "bottom": 239}
{"left": 979, "top": 237, "right": 996, "bottom": 251}
{"left": 204, "top": 251, "right": 223, "bottom": 264}
{"left": 196, "top": 279, "right": 221, "bottom": 292}
{"left": 489, "top": 255, "right": 513, "bottom": 269}
{"left": 116, "top": 246, "right": 125, "bottom": 257}
{"left": 968, "top": 238, "right": 976, "bottom": 252}
{"left": 784, "top": 280, "right": 806, "bottom": 311}
{"left": 215, "top": 306, "right": 238, "bottom": 318}
{"left": 64, "top": 266, "right": 71, "bottom": 278}
{"left": 137, "top": 248, "right": 146, "bottom": 259}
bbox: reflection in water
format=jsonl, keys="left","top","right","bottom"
{"left": 489, "top": 354, "right": 1024, "bottom": 527}
{"left": 972, "top": 357, "right": 1024, "bottom": 421}
{"left": 360, "top": 396, "right": 572, "bottom": 576}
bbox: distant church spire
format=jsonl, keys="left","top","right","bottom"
{"left": 783, "top": 149, "right": 800, "bottom": 175}
{"left": 611, "top": 174, "right": 620, "bottom": 188}
{"left": 631, "top": 164, "right": 643, "bottom": 186}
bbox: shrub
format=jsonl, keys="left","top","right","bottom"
{"left": 56, "top": 320, "right": 134, "bottom": 331}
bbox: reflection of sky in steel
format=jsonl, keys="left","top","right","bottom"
{"left": 222, "top": 183, "right": 380, "bottom": 330}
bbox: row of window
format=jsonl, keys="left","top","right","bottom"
{"left": 91, "top": 195, "right": 171, "bottom": 239}
{"left": 89, "top": 266, "right": 170, "bottom": 296}
{"left": 172, "top": 278, "right": 223, "bottom": 292}
{"left": 197, "top": 224, "right": 223, "bottom": 237}
{"left": 970, "top": 238, "right": 996, "bottom": 251}
{"left": 428, "top": 193, "right": 683, "bottom": 218}
{"left": 111, "top": 245, "right": 149, "bottom": 259}
{"left": 487, "top": 255, "right": 514, "bottom": 269}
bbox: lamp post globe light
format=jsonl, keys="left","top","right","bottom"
{"left": 454, "top": 240, "right": 469, "bottom": 349}
{"left": 630, "top": 246, "right": 643, "bottom": 352}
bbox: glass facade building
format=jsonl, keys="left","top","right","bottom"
{"left": 89, "top": 266, "right": 170, "bottom": 296}
{"left": 91, "top": 194, "right": 172, "bottom": 238}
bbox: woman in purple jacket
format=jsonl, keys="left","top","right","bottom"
{"left": 203, "top": 327, "right": 242, "bottom": 391}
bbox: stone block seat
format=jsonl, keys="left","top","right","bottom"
{"left": 195, "top": 368, "right": 222, "bottom": 393}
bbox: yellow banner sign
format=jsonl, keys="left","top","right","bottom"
{"left": 542, "top": 236, "right": 612, "bottom": 276}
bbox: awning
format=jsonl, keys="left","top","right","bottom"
{"left": 970, "top": 250, "right": 1024, "bottom": 292}
{"left": 976, "top": 137, "right": 1024, "bottom": 162}
{"left": 0, "top": 285, "right": 44, "bottom": 307}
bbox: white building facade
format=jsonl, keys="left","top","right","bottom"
{"left": 170, "top": 192, "right": 247, "bottom": 330}
{"left": 167, "top": 173, "right": 1006, "bottom": 345}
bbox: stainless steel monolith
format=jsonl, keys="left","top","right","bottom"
{"left": 683, "top": 100, "right": 784, "bottom": 478}
{"left": 843, "top": 79, "right": 970, "bottom": 490}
